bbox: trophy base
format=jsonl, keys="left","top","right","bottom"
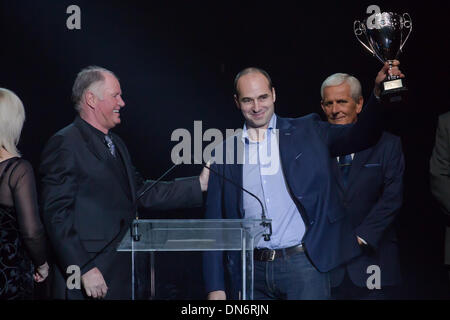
{"left": 381, "top": 78, "right": 408, "bottom": 103}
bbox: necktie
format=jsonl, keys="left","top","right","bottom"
{"left": 104, "top": 134, "right": 116, "bottom": 158}
{"left": 338, "top": 154, "right": 352, "bottom": 187}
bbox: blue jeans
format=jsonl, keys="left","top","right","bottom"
{"left": 253, "top": 251, "right": 330, "bottom": 300}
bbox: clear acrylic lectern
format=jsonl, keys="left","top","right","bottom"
{"left": 117, "top": 219, "right": 271, "bottom": 300}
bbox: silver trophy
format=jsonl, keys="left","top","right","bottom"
{"left": 354, "top": 12, "right": 412, "bottom": 102}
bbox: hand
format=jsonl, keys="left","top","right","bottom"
{"left": 207, "top": 290, "right": 226, "bottom": 300}
{"left": 81, "top": 267, "right": 108, "bottom": 299}
{"left": 33, "top": 262, "right": 49, "bottom": 283}
{"left": 374, "top": 60, "right": 405, "bottom": 97}
{"left": 357, "top": 237, "right": 363, "bottom": 246}
{"left": 199, "top": 161, "right": 211, "bottom": 192}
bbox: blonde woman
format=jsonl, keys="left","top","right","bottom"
{"left": 0, "top": 88, "right": 48, "bottom": 299}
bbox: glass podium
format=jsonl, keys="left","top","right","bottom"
{"left": 117, "top": 218, "right": 271, "bottom": 300}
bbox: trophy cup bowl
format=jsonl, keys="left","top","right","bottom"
{"left": 354, "top": 12, "right": 412, "bottom": 102}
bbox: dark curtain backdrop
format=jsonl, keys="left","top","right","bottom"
{"left": 0, "top": 0, "right": 448, "bottom": 299}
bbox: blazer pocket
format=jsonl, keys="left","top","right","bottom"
{"left": 364, "top": 163, "right": 381, "bottom": 168}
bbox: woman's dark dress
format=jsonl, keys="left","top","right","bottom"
{"left": 0, "top": 157, "right": 47, "bottom": 300}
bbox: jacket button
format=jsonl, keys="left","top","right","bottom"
{"left": 310, "top": 220, "right": 314, "bottom": 225}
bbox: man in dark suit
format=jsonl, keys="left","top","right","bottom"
{"left": 204, "top": 62, "right": 404, "bottom": 300}
{"left": 430, "top": 111, "right": 450, "bottom": 281}
{"left": 320, "top": 73, "right": 404, "bottom": 300}
{"left": 40, "top": 66, "right": 209, "bottom": 299}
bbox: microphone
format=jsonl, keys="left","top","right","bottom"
{"left": 130, "top": 154, "right": 272, "bottom": 243}
{"left": 193, "top": 156, "right": 272, "bottom": 241}
{"left": 131, "top": 160, "right": 182, "bottom": 241}
{"left": 135, "top": 162, "right": 181, "bottom": 205}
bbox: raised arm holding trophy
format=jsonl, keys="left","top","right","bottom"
{"left": 354, "top": 9, "right": 412, "bottom": 103}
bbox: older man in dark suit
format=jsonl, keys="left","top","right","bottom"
{"left": 40, "top": 66, "right": 209, "bottom": 299}
{"left": 321, "top": 73, "right": 405, "bottom": 300}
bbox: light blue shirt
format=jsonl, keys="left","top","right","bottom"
{"left": 242, "top": 114, "right": 305, "bottom": 249}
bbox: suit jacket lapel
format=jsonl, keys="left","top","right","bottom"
{"left": 113, "top": 136, "right": 136, "bottom": 202}
{"left": 74, "top": 117, "right": 109, "bottom": 161}
{"left": 74, "top": 118, "right": 133, "bottom": 200}
{"left": 277, "top": 117, "right": 298, "bottom": 182}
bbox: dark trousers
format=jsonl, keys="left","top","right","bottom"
{"left": 253, "top": 251, "right": 330, "bottom": 300}
{"left": 331, "top": 271, "right": 397, "bottom": 300}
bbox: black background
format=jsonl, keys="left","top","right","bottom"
{"left": 0, "top": 0, "right": 449, "bottom": 299}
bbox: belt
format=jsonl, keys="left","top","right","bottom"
{"left": 254, "top": 244, "right": 305, "bottom": 262}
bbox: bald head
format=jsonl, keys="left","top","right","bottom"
{"left": 234, "top": 67, "right": 273, "bottom": 97}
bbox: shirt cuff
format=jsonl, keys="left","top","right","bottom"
{"left": 373, "top": 90, "right": 381, "bottom": 100}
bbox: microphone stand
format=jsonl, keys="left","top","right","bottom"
{"left": 195, "top": 159, "right": 272, "bottom": 241}
{"left": 129, "top": 161, "right": 181, "bottom": 300}
{"left": 131, "top": 161, "right": 180, "bottom": 241}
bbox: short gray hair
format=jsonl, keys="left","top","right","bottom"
{"left": 72, "top": 66, "right": 116, "bottom": 112}
{"left": 0, "top": 88, "right": 25, "bottom": 157}
{"left": 320, "top": 73, "right": 362, "bottom": 102}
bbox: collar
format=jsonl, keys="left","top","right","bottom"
{"left": 77, "top": 116, "right": 110, "bottom": 140}
{"left": 241, "top": 113, "right": 277, "bottom": 144}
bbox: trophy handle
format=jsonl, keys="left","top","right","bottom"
{"left": 400, "top": 13, "right": 413, "bottom": 52}
{"left": 353, "top": 20, "right": 384, "bottom": 64}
